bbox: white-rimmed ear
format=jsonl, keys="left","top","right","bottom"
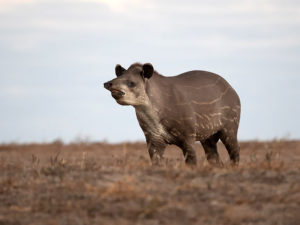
{"left": 115, "top": 64, "right": 126, "bottom": 77}
{"left": 141, "top": 63, "right": 154, "bottom": 79}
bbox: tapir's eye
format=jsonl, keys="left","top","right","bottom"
{"left": 127, "top": 81, "right": 136, "bottom": 88}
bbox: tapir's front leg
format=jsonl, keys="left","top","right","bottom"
{"left": 147, "top": 140, "right": 166, "bottom": 166}
{"left": 178, "top": 139, "right": 197, "bottom": 166}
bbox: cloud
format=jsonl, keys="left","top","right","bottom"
{"left": 1, "top": 0, "right": 299, "bottom": 51}
{"left": 0, "top": 0, "right": 37, "bottom": 12}
{"left": 83, "top": 0, "right": 148, "bottom": 12}
{"left": 0, "top": 0, "right": 151, "bottom": 13}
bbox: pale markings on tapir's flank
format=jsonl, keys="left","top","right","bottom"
{"left": 191, "top": 86, "right": 231, "bottom": 106}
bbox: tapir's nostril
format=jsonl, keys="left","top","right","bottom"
{"left": 104, "top": 82, "right": 112, "bottom": 89}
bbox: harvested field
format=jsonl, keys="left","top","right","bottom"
{"left": 0, "top": 140, "right": 299, "bottom": 225}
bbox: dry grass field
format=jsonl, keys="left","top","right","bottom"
{"left": 0, "top": 140, "right": 299, "bottom": 225}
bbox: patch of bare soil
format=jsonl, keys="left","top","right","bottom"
{"left": 0, "top": 140, "right": 299, "bottom": 225}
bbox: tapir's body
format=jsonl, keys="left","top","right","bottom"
{"left": 104, "top": 63, "right": 241, "bottom": 166}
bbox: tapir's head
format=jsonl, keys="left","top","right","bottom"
{"left": 104, "top": 63, "right": 154, "bottom": 106}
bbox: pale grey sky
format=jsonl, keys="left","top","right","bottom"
{"left": 0, "top": 0, "right": 299, "bottom": 143}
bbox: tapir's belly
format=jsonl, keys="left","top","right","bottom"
{"left": 194, "top": 112, "right": 223, "bottom": 140}
{"left": 158, "top": 102, "right": 240, "bottom": 143}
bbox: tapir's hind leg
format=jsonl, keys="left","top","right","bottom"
{"left": 201, "top": 132, "right": 223, "bottom": 166}
{"left": 220, "top": 128, "right": 240, "bottom": 165}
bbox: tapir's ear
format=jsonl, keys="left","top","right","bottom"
{"left": 142, "top": 63, "right": 154, "bottom": 79}
{"left": 115, "top": 64, "right": 126, "bottom": 77}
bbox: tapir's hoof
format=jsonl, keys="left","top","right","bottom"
{"left": 208, "top": 159, "right": 224, "bottom": 168}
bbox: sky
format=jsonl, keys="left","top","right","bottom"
{"left": 0, "top": 0, "right": 300, "bottom": 143}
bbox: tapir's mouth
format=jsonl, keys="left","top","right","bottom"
{"left": 110, "top": 88, "right": 125, "bottom": 99}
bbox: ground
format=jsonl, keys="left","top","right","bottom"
{"left": 0, "top": 140, "right": 299, "bottom": 225}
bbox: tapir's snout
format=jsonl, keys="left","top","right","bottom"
{"left": 104, "top": 81, "right": 112, "bottom": 90}
{"left": 103, "top": 80, "right": 125, "bottom": 100}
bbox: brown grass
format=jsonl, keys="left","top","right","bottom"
{"left": 0, "top": 140, "right": 299, "bottom": 225}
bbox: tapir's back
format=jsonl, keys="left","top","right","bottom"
{"left": 167, "top": 70, "right": 240, "bottom": 109}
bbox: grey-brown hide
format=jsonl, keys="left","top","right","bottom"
{"left": 104, "top": 63, "right": 241, "bottom": 166}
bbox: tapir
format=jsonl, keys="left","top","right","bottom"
{"left": 104, "top": 63, "right": 241, "bottom": 166}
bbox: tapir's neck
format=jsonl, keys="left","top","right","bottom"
{"left": 144, "top": 73, "right": 167, "bottom": 103}
{"left": 134, "top": 87, "right": 165, "bottom": 138}
{"left": 134, "top": 102, "right": 160, "bottom": 128}
{"left": 133, "top": 72, "right": 170, "bottom": 139}
{"left": 134, "top": 73, "right": 164, "bottom": 121}
{"left": 134, "top": 99, "right": 166, "bottom": 140}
